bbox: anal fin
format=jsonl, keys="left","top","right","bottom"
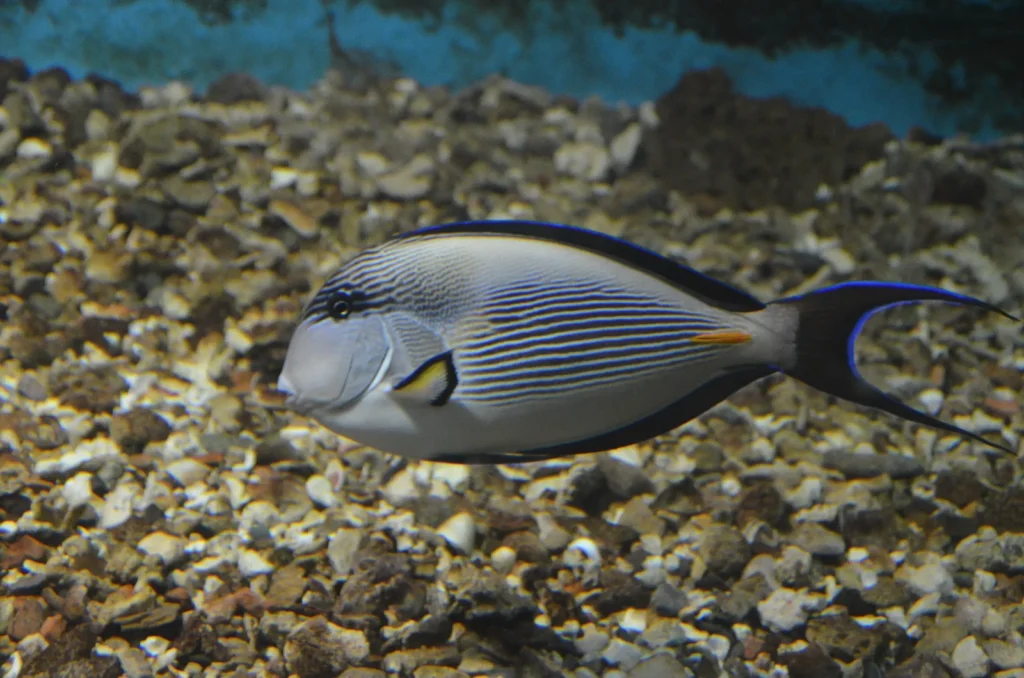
{"left": 391, "top": 350, "right": 458, "bottom": 406}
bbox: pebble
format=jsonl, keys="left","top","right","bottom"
{"left": 554, "top": 140, "right": 611, "bottom": 181}
{"left": 376, "top": 154, "right": 434, "bottom": 199}
{"left": 137, "top": 531, "right": 186, "bottom": 566}
{"left": 238, "top": 548, "right": 276, "bottom": 577}
{"left": 985, "top": 639, "right": 1024, "bottom": 670}
{"left": 627, "top": 653, "right": 689, "bottom": 678}
{"left": 952, "top": 636, "right": 991, "bottom": 678}
{"left": 610, "top": 122, "right": 642, "bottom": 174}
{"left": 16, "top": 137, "right": 52, "bottom": 160}
{"left": 491, "top": 546, "right": 517, "bottom": 575}
{"left": 787, "top": 522, "right": 846, "bottom": 557}
{"left": 822, "top": 449, "right": 924, "bottom": 479}
{"left": 305, "top": 474, "right": 337, "bottom": 508}
{"left": 601, "top": 637, "right": 644, "bottom": 670}
{"left": 757, "top": 588, "right": 823, "bottom": 632}
{"left": 165, "top": 458, "right": 210, "bottom": 487}
{"left": 897, "top": 561, "right": 954, "bottom": 597}
{"left": 269, "top": 198, "right": 318, "bottom": 238}
{"left": 436, "top": 512, "right": 476, "bottom": 555}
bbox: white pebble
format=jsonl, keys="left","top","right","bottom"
{"left": 491, "top": 546, "right": 517, "bottom": 575}
{"left": 17, "top": 137, "right": 52, "bottom": 160}
{"left": 952, "top": 636, "right": 990, "bottom": 678}
{"left": 140, "top": 637, "right": 170, "bottom": 658}
{"left": 609, "top": 122, "right": 642, "bottom": 174}
{"left": 269, "top": 166, "right": 298, "bottom": 189}
{"left": 62, "top": 472, "right": 95, "bottom": 509}
{"left": 90, "top": 143, "right": 118, "bottom": 182}
{"left": 137, "top": 531, "right": 186, "bottom": 566}
{"left": 554, "top": 141, "right": 611, "bottom": 182}
{"left": 918, "top": 388, "right": 945, "bottom": 416}
{"left": 431, "top": 463, "right": 471, "bottom": 493}
{"left": 237, "top": 548, "right": 275, "bottom": 577}
{"left": 305, "top": 474, "right": 336, "bottom": 508}
{"left": 437, "top": 512, "right": 476, "bottom": 555}
{"left": 99, "top": 479, "right": 140, "bottom": 529}
{"left": 619, "top": 608, "right": 647, "bottom": 634}
{"left": 165, "top": 458, "right": 210, "bottom": 487}
{"left": 638, "top": 100, "right": 660, "bottom": 129}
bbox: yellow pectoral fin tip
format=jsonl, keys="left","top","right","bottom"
{"left": 395, "top": 361, "right": 448, "bottom": 395}
{"left": 689, "top": 330, "right": 752, "bottom": 345}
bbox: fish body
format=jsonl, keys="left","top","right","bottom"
{"left": 277, "top": 220, "right": 1016, "bottom": 463}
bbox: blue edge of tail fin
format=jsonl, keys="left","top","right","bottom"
{"left": 775, "top": 281, "right": 1019, "bottom": 454}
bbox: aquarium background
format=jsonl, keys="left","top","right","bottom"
{"left": 1, "top": 0, "right": 1021, "bottom": 139}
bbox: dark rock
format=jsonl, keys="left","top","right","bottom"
{"left": 29, "top": 66, "right": 71, "bottom": 105}
{"left": 650, "top": 581, "right": 688, "bottom": 617}
{"left": 859, "top": 576, "right": 911, "bottom": 609}
{"left": 565, "top": 464, "right": 613, "bottom": 517}
{"left": 935, "top": 468, "right": 989, "bottom": 508}
{"left": 982, "top": 486, "right": 1024, "bottom": 532}
{"left": 931, "top": 165, "right": 987, "bottom": 208}
{"left": 21, "top": 414, "right": 68, "bottom": 450}
{"left": 691, "top": 442, "right": 725, "bottom": 473}
{"left": 0, "top": 57, "right": 28, "bottom": 101}
{"left": 786, "top": 522, "right": 846, "bottom": 557}
{"left": 779, "top": 644, "right": 843, "bottom": 678}
{"left": 86, "top": 74, "right": 139, "bottom": 118}
{"left": 644, "top": 67, "right": 892, "bottom": 212}
{"left": 822, "top": 450, "right": 924, "bottom": 479}
{"left": 501, "top": 530, "right": 550, "bottom": 563}
{"left": 161, "top": 176, "right": 216, "bottom": 213}
{"left": 3, "top": 88, "right": 46, "bottom": 136}
{"left": 737, "top": 481, "right": 786, "bottom": 528}
{"left": 718, "top": 573, "right": 771, "bottom": 621}
{"left": 109, "top": 408, "right": 171, "bottom": 453}
{"left": 335, "top": 546, "right": 415, "bottom": 618}
{"left": 598, "top": 456, "right": 655, "bottom": 498}
{"left": 592, "top": 570, "right": 651, "bottom": 615}
{"left": 51, "top": 364, "right": 128, "bottom": 413}
{"left": 698, "top": 525, "right": 752, "bottom": 579}
{"left": 888, "top": 652, "right": 954, "bottom": 678}
{"left": 205, "top": 71, "right": 267, "bottom": 104}
{"left": 117, "top": 197, "right": 169, "bottom": 233}
{"left": 806, "top": 613, "right": 881, "bottom": 660}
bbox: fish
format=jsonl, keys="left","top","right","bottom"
{"left": 276, "top": 220, "right": 1018, "bottom": 464}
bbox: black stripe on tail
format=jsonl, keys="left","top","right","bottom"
{"left": 773, "top": 281, "right": 1019, "bottom": 453}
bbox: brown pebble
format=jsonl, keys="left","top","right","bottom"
{"left": 165, "top": 587, "right": 191, "bottom": 604}
{"left": 62, "top": 583, "right": 89, "bottom": 621}
{"left": 984, "top": 396, "right": 1020, "bottom": 417}
{"left": 10, "top": 597, "right": 46, "bottom": 640}
{"left": 1, "top": 534, "right": 50, "bottom": 568}
{"left": 40, "top": 613, "right": 67, "bottom": 641}
{"left": 109, "top": 407, "right": 172, "bottom": 453}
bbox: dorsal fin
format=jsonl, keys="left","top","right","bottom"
{"left": 400, "top": 220, "right": 766, "bottom": 313}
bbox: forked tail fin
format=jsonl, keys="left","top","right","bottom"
{"left": 772, "top": 281, "right": 1019, "bottom": 453}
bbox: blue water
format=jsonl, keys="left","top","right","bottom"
{"left": 0, "top": 0, "right": 1012, "bottom": 139}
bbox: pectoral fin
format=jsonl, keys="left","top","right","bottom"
{"left": 390, "top": 350, "right": 458, "bottom": 406}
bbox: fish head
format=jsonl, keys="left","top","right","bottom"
{"left": 276, "top": 286, "right": 391, "bottom": 413}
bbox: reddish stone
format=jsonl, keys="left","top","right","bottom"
{"left": 1, "top": 535, "right": 49, "bottom": 569}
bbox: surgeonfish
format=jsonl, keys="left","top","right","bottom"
{"left": 276, "top": 220, "right": 1017, "bottom": 464}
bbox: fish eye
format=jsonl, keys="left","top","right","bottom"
{"left": 328, "top": 291, "right": 352, "bottom": 320}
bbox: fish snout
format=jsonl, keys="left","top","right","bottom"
{"left": 276, "top": 372, "right": 296, "bottom": 397}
